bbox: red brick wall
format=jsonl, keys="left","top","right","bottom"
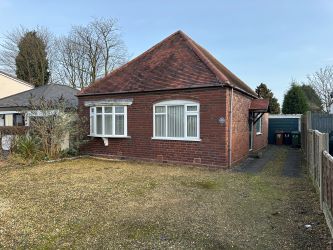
{"left": 78, "top": 87, "right": 268, "bottom": 168}
{"left": 229, "top": 90, "right": 251, "bottom": 164}
{"left": 229, "top": 89, "right": 268, "bottom": 165}
{"left": 78, "top": 88, "right": 229, "bottom": 168}
{"left": 253, "top": 112, "right": 268, "bottom": 152}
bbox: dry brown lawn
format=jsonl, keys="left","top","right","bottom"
{"left": 0, "top": 150, "right": 330, "bottom": 249}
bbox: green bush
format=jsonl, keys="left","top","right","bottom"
{"left": 60, "top": 147, "right": 79, "bottom": 158}
{"left": 12, "top": 135, "right": 42, "bottom": 161}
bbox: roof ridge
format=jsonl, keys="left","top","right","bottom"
{"left": 178, "top": 31, "right": 230, "bottom": 86}
{"left": 80, "top": 30, "right": 184, "bottom": 94}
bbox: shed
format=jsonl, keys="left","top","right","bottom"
{"left": 268, "top": 114, "right": 301, "bottom": 144}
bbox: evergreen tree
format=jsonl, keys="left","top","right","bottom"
{"left": 255, "top": 83, "right": 281, "bottom": 114}
{"left": 301, "top": 84, "right": 322, "bottom": 112}
{"left": 282, "top": 83, "right": 309, "bottom": 114}
{"left": 15, "top": 31, "right": 50, "bottom": 86}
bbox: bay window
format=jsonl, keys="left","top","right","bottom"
{"left": 153, "top": 100, "right": 200, "bottom": 141}
{"left": 90, "top": 106, "right": 127, "bottom": 137}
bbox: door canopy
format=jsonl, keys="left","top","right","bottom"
{"left": 249, "top": 99, "right": 269, "bottom": 124}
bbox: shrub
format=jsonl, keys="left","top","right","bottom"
{"left": 12, "top": 135, "right": 43, "bottom": 162}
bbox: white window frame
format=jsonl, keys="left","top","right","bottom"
{"left": 256, "top": 116, "right": 263, "bottom": 135}
{"left": 89, "top": 106, "right": 128, "bottom": 138}
{"left": 152, "top": 100, "right": 200, "bottom": 141}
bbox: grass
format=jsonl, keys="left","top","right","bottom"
{"left": 0, "top": 147, "right": 330, "bottom": 249}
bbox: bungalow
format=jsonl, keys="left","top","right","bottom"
{"left": 0, "top": 84, "right": 78, "bottom": 127}
{"left": 0, "top": 84, "right": 78, "bottom": 150}
{"left": 78, "top": 31, "right": 268, "bottom": 168}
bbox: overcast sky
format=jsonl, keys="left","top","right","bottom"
{"left": 0, "top": 0, "right": 332, "bottom": 104}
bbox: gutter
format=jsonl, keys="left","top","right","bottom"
{"left": 228, "top": 87, "right": 234, "bottom": 168}
{"left": 77, "top": 83, "right": 258, "bottom": 100}
{"left": 224, "top": 84, "right": 258, "bottom": 99}
{"left": 76, "top": 85, "right": 222, "bottom": 97}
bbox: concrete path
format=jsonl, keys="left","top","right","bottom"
{"left": 233, "top": 146, "right": 276, "bottom": 174}
{"left": 234, "top": 145, "right": 302, "bottom": 177}
{"left": 282, "top": 148, "right": 302, "bottom": 177}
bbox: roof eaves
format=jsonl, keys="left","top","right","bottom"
{"left": 228, "top": 84, "right": 258, "bottom": 99}
{"left": 77, "top": 84, "right": 222, "bottom": 97}
{"left": 0, "top": 71, "right": 34, "bottom": 88}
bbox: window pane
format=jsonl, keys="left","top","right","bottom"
{"left": 0, "top": 115, "right": 4, "bottom": 126}
{"left": 105, "top": 107, "right": 112, "bottom": 113}
{"left": 15, "top": 114, "right": 24, "bottom": 126}
{"left": 187, "top": 105, "right": 197, "bottom": 112}
{"left": 167, "top": 105, "right": 184, "bottom": 137}
{"left": 96, "top": 107, "right": 102, "bottom": 113}
{"left": 115, "top": 115, "right": 124, "bottom": 135}
{"left": 104, "top": 114, "right": 113, "bottom": 135}
{"left": 90, "top": 116, "right": 95, "bottom": 134}
{"left": 155, "top": 114, "right": 166, "bottom": 137}
{"left": 256, "top": 118, "right": 261, "bottom": 133}
{"left": 187, "top": 115, "right": 197, "bottom": 137}
{"left": 96, "top": 115, "right": 102, "bottom": 134}
{"left": 115, "top": 106, "right": 124, "bottom": 113}
{"left": 155, "top": 106, "right": 166, "bottom": 113}
{"left": 91, "top": 107, "right": 95, "bottom": 114}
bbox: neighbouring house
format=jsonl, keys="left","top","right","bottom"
{"left": 78, "top": 31, "right": 269, "bottom": 168}
{"left": 0, "top": 84, "right": 78, "bottom": 150}
{"left": 0, "top": 71, "right": 34, "bottom": 99}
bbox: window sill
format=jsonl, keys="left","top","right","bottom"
{"left": 256, "top": 132, "right": 262, "bottom": 136}
{"left": 152, "top": 137, "right": 201, "bottom": 142}
{"left": 89, "top": 135, "right": 131, "bottom": 139}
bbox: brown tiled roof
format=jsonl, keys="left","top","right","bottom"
{"left": 249, "top": 99, "right": 269, "bottom": 112}
{"left": 79, "top": 31, "right": 257, "bottom": 98}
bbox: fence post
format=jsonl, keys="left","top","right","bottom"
{"left": 308, "top": 111, "right": 312, "bottom": 130}
{"left": 321, "top": 134, "right": 330, "bottom": 208}
{"left": 307, "top": 130, "right": 312, "bottom": 178}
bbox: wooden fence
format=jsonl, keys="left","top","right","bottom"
{"left": 311, "top": 112, "right": 333, "bottom": 133}
{"left": 322, "top": 151, "right": 333, "bottom": 234}
{"left": 304, "top": 129, "right": 333, "bottom": 235}
{"left": 302, "top": 111, "right": 333, "bottom": 153}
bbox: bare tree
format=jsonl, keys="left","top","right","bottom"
{"left": 0, "top": 26, "right": 25, "bottom": 74}
{"left": 0, "top": 26, "right": 56, "bottom": 81}
{"left": 0, "top": 18, "right": 128, "bottom": 88}
{"left": 56, "top": 18, "right": 128, "bottom": 89}
{"left": 91, "top": 18, "right": 128, "bottom": 76}
{"left": 307, "top": 66, "right": 333, "bottom": 113}
{"left": 55, "top": 35, "right": 90, "bottom": 88}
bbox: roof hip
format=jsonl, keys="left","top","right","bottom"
{"left": 78, "top": 30, "right": 258, "bottom": 98}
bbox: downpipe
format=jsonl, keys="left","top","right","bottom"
{"left": 228, "top": 87, "right": 233, "bottom": 168}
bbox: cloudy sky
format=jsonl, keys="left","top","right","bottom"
{"left": 0, "top": 0, "right": 332, "bottom": 104}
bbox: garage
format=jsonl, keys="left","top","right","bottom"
{"left": 268, "top": 114, "right": 301, "bottom": 144}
